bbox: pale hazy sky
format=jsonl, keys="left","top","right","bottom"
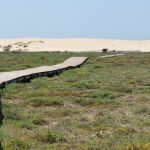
{"left": 0, "top": 0, "right": 150, "bottom": 39}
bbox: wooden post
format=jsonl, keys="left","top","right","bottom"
{"left": 0, "top": 88, "right": 4, "bottom": 150}
{"left": 0, "top": 88, "right": 4, "bottom": 126}
{"left": 0, "top": 142, "right": 3, "bottom": 150}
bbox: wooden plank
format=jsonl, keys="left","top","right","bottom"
{"left": 0, "top": 57, "right": 88, "bottom": 87}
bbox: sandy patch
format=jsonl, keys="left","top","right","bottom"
{"left": 0, "top": 38, "right": 150, "bottom": 52}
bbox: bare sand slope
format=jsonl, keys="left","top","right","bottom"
{"left": 0, "top": 38, "right": 150, "bottom": 52}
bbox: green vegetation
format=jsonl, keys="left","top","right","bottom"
{"left": 0, "top": 52, "right": 150, "bottom": 149}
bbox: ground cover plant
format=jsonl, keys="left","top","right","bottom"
{"left": 0, "top": 52, "right": 150, "bottom": 150}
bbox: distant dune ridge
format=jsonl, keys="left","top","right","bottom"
{"left": 0, "top": 38, "right": 150, "bottom": 52}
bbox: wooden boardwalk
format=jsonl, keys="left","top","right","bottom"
{"left": 0, "top": 57, "right": 88, "bottom": 88}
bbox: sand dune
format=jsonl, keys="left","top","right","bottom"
{"left": 0, "top": 38, "right": 150, "bottom": 52}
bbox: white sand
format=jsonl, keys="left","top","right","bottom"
{"left": 0, "top": 38, "right": 150, "bottom": 52}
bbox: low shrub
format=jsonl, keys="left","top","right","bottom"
{"left": 36, "top": 129, "right": 67, "bottom": 144}
{"left": 31, "top": 115, "right": 46, "bottom": 125}
{"left": 3, "top": 139, "right": 31, "bottom": 150}
{"left": 30, "top": 97, "right": 63, "bottom": 107}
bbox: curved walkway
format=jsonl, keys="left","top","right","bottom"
{"left": 0, "top": 57, "right": 88, "bottom": 88}
{"left": 97, "top": 54, "right": 124, "bottom": 59}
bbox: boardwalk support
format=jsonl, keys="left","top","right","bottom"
{"left": 0, "top": 57, "right": 88, "bottom": 87}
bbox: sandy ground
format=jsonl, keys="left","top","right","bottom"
{"left": 0, "top": 38, "right": 150, "bottom": 52}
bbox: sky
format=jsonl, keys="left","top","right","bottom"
{"left": 0, "top": 0, "right": 150, "bottom": 40}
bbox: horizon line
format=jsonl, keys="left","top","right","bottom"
{"left": 0, "top": 37, "right": 150, "bottom": 41}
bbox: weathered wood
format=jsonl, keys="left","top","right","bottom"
{"left": 96, "top": 54, "right": 124, "bottom": 60}
{"left": 0, "top": 57, "right": 88, "bottom": 88}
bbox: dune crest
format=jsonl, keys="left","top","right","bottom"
{"left": 0, "top": 38, "right": 150, "bottom": 52}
